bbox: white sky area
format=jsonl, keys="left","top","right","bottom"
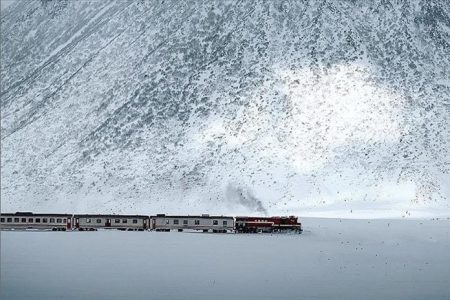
{"left": 0, "top": 0, "right": 16, "bottom": 11}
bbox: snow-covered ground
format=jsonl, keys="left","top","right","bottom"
{"left": 2, "top": 218, "right": 450, "bottom": 299}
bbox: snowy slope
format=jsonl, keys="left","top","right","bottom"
{"left": 1, "top": 0, "right": 449, "bottom": 216}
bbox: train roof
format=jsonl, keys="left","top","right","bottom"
{"left": 151, "top": 214, "right": 234, "bottom": 219}
{"left": 1, "top": 212, "right": 73, "bottom": 217}
{"left": 73, "top": 214, "right": 149, "bottom": 218}
{"left": 235, "top": 216, "right": 298, "bottom": 219}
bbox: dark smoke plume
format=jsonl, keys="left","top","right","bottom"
{"left": 225, "top": 183, "right": 268, "bottom": 215}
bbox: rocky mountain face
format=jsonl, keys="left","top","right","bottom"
{"left": 1, "top": 0, "right": 449, "bottom": 216}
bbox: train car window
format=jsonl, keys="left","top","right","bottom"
{"left": 0, "top": 218, "right": 4, "bottom": 222}
{"left": 165, "top": 220, "right": 169, "bottom": 225}
{"left": 28, "top": 218, "right": 33, "bottom": 223}
{"left": 14, "top": 218, "right": 19, "bottom": 222}
{"left": 21, "top": 218, "right": 26, "bottom": 222}
{"left": 213, "top": 220, "right": 218, "bottom": 225}
{"left": 223, "top": 220, "right": 228, "bottom": 226}
{"left": 96, "top": 219, "right": 102, "bottom": 223}
{"left": 122, "top": 219, "right": 128, "bottom": 223}
{"left": 36, "top": 218, "right": 41, "bottom": 223}
{"left": 195, "top": 220, "right": 200, "bottom": 225}
{"left": 115, "top": 219, "right": 120, "bottom": 223}
{"left": 86, "top": 219, "right": 91, "bottom": 223}
{"left": 7, "top": 218, "right": 12, "bottom": 222}
{"left": 43, "top": 218, "right": 48, "bottom": 223}
{"left": 183, "top": 220, "right": 188, "bottom": 225}
{"left": 133, "top": 219, "right": 138, "bottom": 224}
{"left": 57, "top": 219, "right": 62, "bottom": 223}
{"left": 173, "top": 219, "right": 179, "bottom": 225}
{"left": 50, "top": 218, "right": 55, "bottom": 223}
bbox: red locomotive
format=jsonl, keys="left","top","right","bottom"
{"left": 235, "top": 216, "right": 302, "bottom": 233}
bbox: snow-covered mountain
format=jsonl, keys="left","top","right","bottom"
{"left": 1, "top": 0, "right": 449, "bottom": 217}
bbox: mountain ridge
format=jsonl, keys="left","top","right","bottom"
{"left": 1, "top": 0, "right": 449, "bottom": 217}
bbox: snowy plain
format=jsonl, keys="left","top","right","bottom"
{"left": 1, "top": 217, "right": 449, "bottom": 300}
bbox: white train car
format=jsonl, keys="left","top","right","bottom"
{"left": 151, "top": 214, "right": 234, "bottom": 232}
{"left": 0, "top": 212, "right": 73, "bottom": 231}
{"left": 74, "top": 214, "right": 149, "bottom": 231}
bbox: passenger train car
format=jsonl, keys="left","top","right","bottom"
{"left": 1, "top": 212, "right": 302, "bottom": 233}
{"left": 0, "top": 212, "right": 72, "bottom": 231}
{"left": 152, "top": 214, "right": 234, "bottom": 232}
{"left": 74, "top": 214, "right": 150, "bottom": 231}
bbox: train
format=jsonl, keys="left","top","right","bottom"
{"left": 0, "top": 212, "right": 302, "bottom": 233}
